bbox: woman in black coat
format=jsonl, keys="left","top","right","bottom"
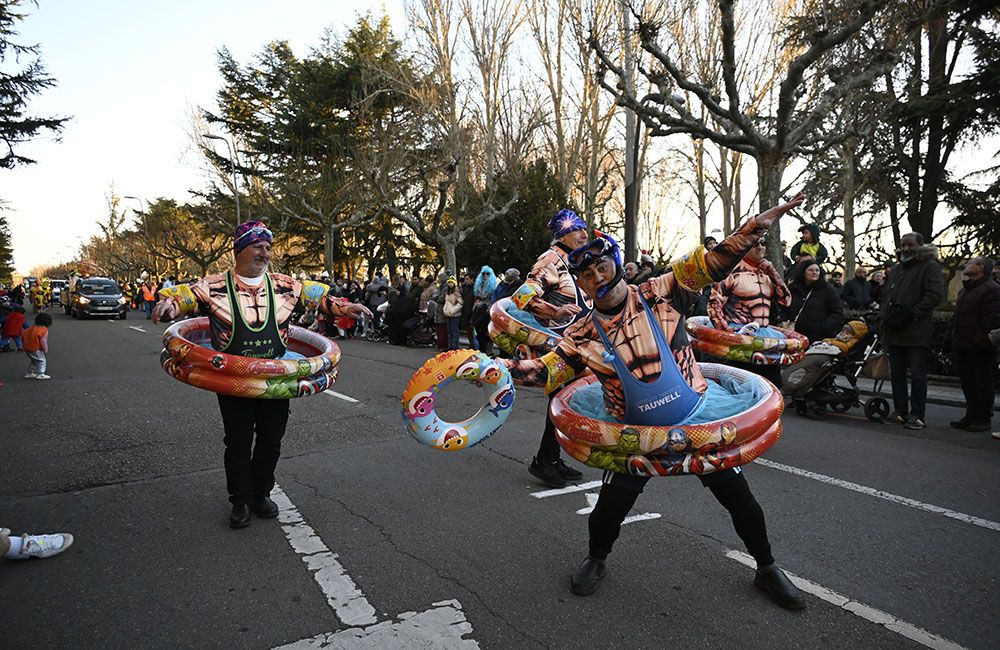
{"left": 785, "top": 260, "right": 844, "bottom": 345}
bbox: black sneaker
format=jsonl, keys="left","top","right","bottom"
{"left": 570, "top": 556, "right": 606, "bottom": 596}
{"left": 903, "top": 416, "right": 926, "bottom": 430}
{"left": 529, "top": 458, "right": 567, "bottom": 488}
{"left": 229, "top": 504, "right": 252, "bottom": 529}
{"left": 252, "top": 496, "right": 279, "bottom": 518}
{"left": 754, "top": 565, "right": 806, "bottom": 610}
{"left": 554, "top": 458, "right": 583, "bottom": 481}
{"left": 964, "top": 422, "right": 991, "bottom": 433}
{"left": 949, "top": 418, "right": 971, "bottom": 430}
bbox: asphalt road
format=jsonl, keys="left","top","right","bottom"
{"left": 1, "top": 311, "right": 997, "bottom": 649}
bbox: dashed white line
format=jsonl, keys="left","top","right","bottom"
{"left": 754, "top": 458, "right": 1000, "bottom": 532}
{"left": 128, "top": 326, "right": 147, "bottom": 333}
{"left": 726, "top": 551, "right": 968, "bottom": 650}
{"left": 324, "top": 390, "right": 359, "bottom": 403}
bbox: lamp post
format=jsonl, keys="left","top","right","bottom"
{"left": 202, "top": 134, "right": 241, "bottom": 227}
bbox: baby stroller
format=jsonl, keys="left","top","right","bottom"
{"left": 782, "top": 317, "right": 891, "bottom": 421}
{"left": 403, "top": 312, "right": 436, "bottom": 347}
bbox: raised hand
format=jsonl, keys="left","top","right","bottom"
{"left": 755, "top": 193, "right": 806, "bottom": 230}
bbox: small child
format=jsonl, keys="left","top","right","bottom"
{"left": 1, "top": 304, "right": 28, "bottom": 352}
{"left": 23, "top": 312, "right": 52, "bottom": 380}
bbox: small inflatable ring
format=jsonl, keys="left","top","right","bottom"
{"left": 489, "top": 298, "right": 560, "bottom": 359}
{"left": 160, "top": 317, "right": 340, "bottom": 399}
{"left": 550, "top": 363, "right": 783, "bottom": 476}
{"left": 403, "top": 349, "right": 515, "bottom": 451}
{"left": 686, "top": 316, "right": 808, "bottom": 366}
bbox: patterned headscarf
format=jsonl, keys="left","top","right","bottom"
{"left": 547, "top": 209, "right": 587, "bottom": 238}
{"left": 233, "top": 220, "right": 273, "bottom": 255}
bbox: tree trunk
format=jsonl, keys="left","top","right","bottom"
{"left": 441, "top": 239, "right": 457, "bottom": 277}
{"left": 914, "top": 14, "right": 948, "bottom": 242}
{"left": 622, "top": 5, "right": 638, "bottom": 263}
{"left": 757, "top": 153, "right": 784, "bottom": 269}
{"left": 719, "top": 142, "right": 732, "bottom": 237}
{"left": 694, "top": 138, "right": 708, "bottom": 241}
{"left": 841, "top": 139, "right": 857, "bottom": 277}
{"left": 324, "top": 229, "right": 335, "bottom": 276}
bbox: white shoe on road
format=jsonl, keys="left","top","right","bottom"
{"left": 992, "top": 431, "right": 1000, "bottom": 440}
{"left": 7, "top": 533, "right": 74, "bottom": 559}
{"left": 34, "top": 374, "right": 51, "bottom": 380}
{"left": 0, "top": 527, "right": 10, "bottom": 536}
{"left": 24, "top": 373, "right": 37, "bottom": 379}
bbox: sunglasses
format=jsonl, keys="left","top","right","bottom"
{"left": 235, "top": 225, "right": 273, "bottom": 242}
{"left": 753, "top": 241, "right": 767, "bottom": 248}
{"left": 568, "top": 238, "right": 614, "bottom": 272}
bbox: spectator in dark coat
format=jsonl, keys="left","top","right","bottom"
{"left": 789, "top": 224, "right": 829, "bottom": 266}
{"left": 879, "top": 233, "right": 946, "bottom": 430}
{"left": 785, "top": 260, "right": 844, "bottom": 345}
{"left": 493, "top": 268, "right": 521, "bottom": 302}
{"left": 841, "top": 267, "right": 874, "bottom": 309}
{"left": 460, "top": 272, "right": 476, "bottom": 348}
{"left": 949, "top": 257, "right": 1000, "bottom": 433}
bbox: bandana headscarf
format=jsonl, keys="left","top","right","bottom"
{"left": 547, "top": 209, "right": 587, "bottom": 238}
{"left": 234, "top": 220, "right": 273, "bottom": 255}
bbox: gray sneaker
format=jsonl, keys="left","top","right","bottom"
{"left": 9, "top": 533, "right": 74, "bottom": 559}
{"left": 903, "top": 416, "right": 925, "bottom": 430}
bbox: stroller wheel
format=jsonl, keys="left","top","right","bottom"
{"left": 831, "top": 402, "right": 851, "bottom": 414}
{"left": 795, "top": 401, "right": 808, "bottom": 416}
{"left": 864, "top": 397, "right": 890, "bottom": 422}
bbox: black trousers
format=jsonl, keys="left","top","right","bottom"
{"left": 954, "top": 350, "right": 996, "bottom": 424}
{"left": 888, "top": 345, "right": 930, "bottom": 419}
{"left": 588, "top": 469, "right": 774, "bottom": 567}
{"left": 536, "top": 387, "right": 564, "bottom": 463}
{"left": 217, "top": 394, "right": 291, "bottom": 505}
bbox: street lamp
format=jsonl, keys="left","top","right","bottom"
{"left": 202, "top": 133, "right": 241, "bottom": 226}
{"left": 123, "top": 195, "right": 146, "bottom": 214}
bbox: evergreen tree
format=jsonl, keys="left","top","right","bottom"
{"left": 0, "top": 213, "right": 14, "bottom": 283}
{"left": 0, "top": 0, "right": 69, "bottom": 168}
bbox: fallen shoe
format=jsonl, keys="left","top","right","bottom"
{"left": 754, "top": 565, "right": 806, "bottom": 610}
{"left": 570, "top": 556, "right": 606, "bottom": 596}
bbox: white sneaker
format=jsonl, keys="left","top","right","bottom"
{"left": 0, "top": 527, "right": 10, "bottom": 536}
{"left": 8, "top": 533, "right": 74, "bottom": 559}
{"left": 34, "top": 374, "right": 51, "bottom": 380}
{"left": 24, "top": 373, "right": 37, "bottom": 379}
{"left": 992, "top": 431, "right": 1000, "bottom": 441}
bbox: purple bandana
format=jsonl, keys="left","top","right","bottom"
{"left": 547, "top": 209, "right": 587, "bottom": 238}
{"left": 234, "top": 220, "right": 273, "bottom": 255}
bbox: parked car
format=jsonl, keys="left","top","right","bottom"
{"left": 65, "top": 277, "right": 128, "bottom": 319}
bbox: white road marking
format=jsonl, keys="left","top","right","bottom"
{"left": 324, "top": 390, "right": 359, "bottom": 403}
{"left": 128, "top": 326, "right": 147, "bottom": 333}
{"left": 272, "top": 600, "right": 478, "bottom": 649}
{"left": 574, "top": 492, "right": 661, "bottom": 525}
{"left": 529, "top": 480, "right": 602, "bottom": 498}
{"left": 270, "top": 485, "right": 478, "bottom": 648}
{"left": 726, "top": 551, "right": 968, "bottom": 650}
{"left": 755, "top": 458, "right": 1000, "bottom": 532}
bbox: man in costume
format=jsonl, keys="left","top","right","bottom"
{"left": 503, "top": 195, "right": 806, "bottom": 608}
{"left": 707, "top": 237, "right": 792, "bottom": 387}
{"left": 509, "top": 209, "right": 593, "bottom": 487}
{"left": 153, "top": 220, "right": 371, "bottom": 528}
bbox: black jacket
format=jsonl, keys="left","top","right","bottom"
{"left": 880, "top": 245, "right": 945, "bottom": 347}
{"left": 786, "top": 278, "right": 844, "bottom": 344}
{"left": 951, "top": 276, "right": 1000, "bottom": 352}
{"left": 841, "top": 277, "right": 873, "bottom": 309}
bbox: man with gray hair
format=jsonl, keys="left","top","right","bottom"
{"left": 880, "top": 232, "right": 945, "bottom": 430}
{"left": 949, "top": 257, "right": 1000, "bottom": 433}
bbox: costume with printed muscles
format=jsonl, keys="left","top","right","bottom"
{"left": 503, "top": 209, "right": 593, "bottom": 488}
{"left": 153, "top": 220, "right": 371, "bottom": 529}
{"left": 502, "top": 196, "right": 807, "bottom": 607}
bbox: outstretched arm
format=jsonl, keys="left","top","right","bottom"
{"left": 501, "top": 347, "right": 583, "bottom": 395}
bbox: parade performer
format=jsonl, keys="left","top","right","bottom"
{"left": 501, "top": 195, "right": 807, "bottom": 607}
{"left": 707, "top": 236, "right": 794, "bottom": 387}
{"left": 153, "top": 220, "right": 371, "bottom": 529}
{"left": 504, "top": 209, "right": 592, "bottom": 488}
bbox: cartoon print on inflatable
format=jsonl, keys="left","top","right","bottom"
{"left": 402, "top": 349, "right": 515, "bottom": 451}
{"left": 159, "top": 317, "right": 341, "bottom": 399}
{"left": 685, "top": 316, "right": 808, "bottom": 366}
{"left": 550, "top": 363, "right": 783, "bottom": 476}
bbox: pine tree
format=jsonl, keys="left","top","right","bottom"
{"left": 0, "top": 0, "right": 69, "bottom": 168}
{"left": 0, "top": 214, "right": 15, "bottom": 283}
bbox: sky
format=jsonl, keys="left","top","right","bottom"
{"left": 3, "top": 0, "right": 406, "bottom": 274}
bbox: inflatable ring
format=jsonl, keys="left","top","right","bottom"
{"left": 489, "top": 298, "right": 560, "bottom": 359}
{"left": 686, "top": 316, "right": 808, "bottom": 365}
{"left": 402, "top": 349, "right": 515, "bottom": 451}
{"left": 549, "top": 363, "right": 783, "bottom": 476}
{"left": 160, "top": 317, "right": 340, "bottom": 399}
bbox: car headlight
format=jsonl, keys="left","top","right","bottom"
{"left": 78, "top": 296, "right": 91, "bottom": 304}
{"left": 118, "top": 297, "right": 128, "bottom": 304}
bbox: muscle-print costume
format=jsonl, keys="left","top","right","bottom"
{"left": 173, "top": 272, "right": 354, "bottom": 357}
{"left": 708, "top": 259, "right": 791, "bottom": 330}
{"left": 510, "top": 243, "right": 592, "bottom": 334}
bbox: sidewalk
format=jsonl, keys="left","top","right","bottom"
{"left": 845, "top": 376, "right": 999, "bottom": 413}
